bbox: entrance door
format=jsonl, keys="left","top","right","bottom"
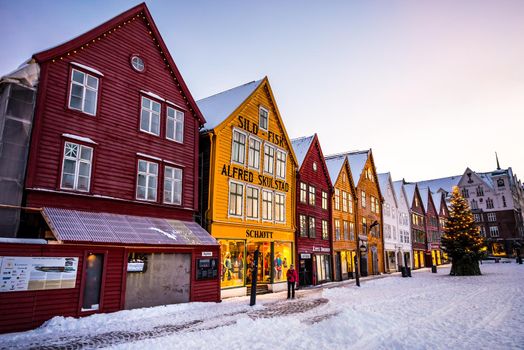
{"left": 414, "top": 252, "right": 419, "bottom": 269}
{"left": 82, "top": 253, "right": 104, "bottom": 311}
{"left": 299, "top": 258, "right": 312, "bottom": 286}
{"left": 334, "top": 253, "right": 341, "bottom": 281}
{"left": 246, "top": 242, "right": 271, "bottom": 285}
{"left": 371, "top": 247, "right": 379, "bottom": 275}
{"left": 360, "top": 253, "right": 368, "bottom": 277}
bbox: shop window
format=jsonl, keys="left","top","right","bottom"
{"left": 69, "top": 68, "right": 99, "bottom": 115}
{"left": 166, "top": 106, "right": 184, "bottom": 143}
{"left": 316, "top": 255, "right": 331, "bottom": 282}
{"left": 246, "top": 186, "right": 259, "bottom": 219}
{"left": 274, "top": 242, "right": 292, "bottom": 283}
{"left": 136, "top": 159, "right": 158, "bottom": 201}
{"left": 309, "top": 185, "right": 316, "bottom": 206}
{"left": 81, "top": 252, "right": 104, "bottom": 311}
{"left": 228, "top": 181, "right": 244, "bottom": 217}
{"left": 276, "top": 150, "right": 286, "bottom": 179}
{"left": 219, "top": 240, "right": 245, "bottom": 288}
{"left": 61, "top": 141, "right": 93, "bottom": 192}
{"left": 259, "top": 106, "right": 269, "bottom": 131}
{"left": 322, "top": 191, "right": 328, "bottom": 210}
{"left": 164, "top": 166, "right": 182, "bottom": 205}
{"left": 309, "top": 217, "right": 316, "bottom": 238}
{"left": 246, "top": 242, "right": 271, "bottom": 285}
{"left": 322, "top": 220, "right": 329, "bottom": 240}
{"left": 263, "top": 144, "right": 275, "bottom": 174}
{"left": 248, "top": 137, "right": 261, "bottom": 170}
{"left": 232, "top": 130, "right": 246, "bottom": 164}
{"left": 140, "top": 96, "right": 161, "bottom": 136}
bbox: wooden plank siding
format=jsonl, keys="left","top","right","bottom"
{"left": 332, "top": 161, "right": 358, "bottom": 255}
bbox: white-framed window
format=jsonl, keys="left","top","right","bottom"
{"left": 479, "top": 226, "right": 486, "bottom": 237}
{"left": 61, "top": 142, "right": 93, "bottom": 192}
{"left": 371, "top": 196, "right": 376, "bottom": 213}
{"left": 342, "top": 191, "right": 348, "bottom": 212}
{"left": 476, "top": 186, "right": 484, "bottom": 196}
{"left": 140, "top": 96, "right": 161, "bottom": 136}
{"left": 231, "top": 130, "right": 246, "bottom": 164}
{"left": 248, "top": 137, "right": 261, "bottom": 170}
{"left": 322, "top": 220, "right": 329, "bottom": 240}
{"left": 131, "top": 56, "right": 145, "bottom": 72}
{"left": 263, "top": 144, "right": 275, "bottom": 174}
{"left": 246, "top": 186, "right": 259, "bottom": 219}
{"left": 489, "top": 226, "right": 499, "bottom": 237}
{"left": 474, "top": 214, "right": 481, "bottom": 222}
{"left": 275, "top": 192, "right": 285, "bottom": 223}
{"left": 166, "top": 107, "right": 184, "bottom": 143}
{"left": 334, "top": 219, "right": 341, "bottom": 240}
{"left": 262, "top": 190, "right": 273, "bottom": 221}
{"left": 300, "top": 215, "right": 308, "bottom": 237}
{"left": 348, "top": 193, "right": 353, "bottom": 213}
{"left": 136, "top": 159, "right": 158, "bottom": 201}
{"left": 309, "top": 217, "right": 316, "bottom": 238}
{"left": 487, "top": 212, "right": 497, "bottom": 222}
{"left": 69, "top": 69, "right": 99, "bottom": 115}
{"left": 259, "top": 106, "right": 269, "bottom": 131}
{"left": 334, "top": 188, "right": 340, "bottom": 210}
{"left": 300, "top": 182, "right": 307, "bottom": 203}
{"left": 471, "top": 199, "right": 478, "bottom": 210}
{"left": 276, "top": 150, "right": 287, "bottom": 179}
{"left": 164, "top": 166, "right": 182, "bottom": 205}
{"left": 486, "top": 198, "right": 494, "bottom": 209}
{"left": 313, "top": 162, "right": 318, "bottom": 172}
{"left": 322, "top": 191, "right": 328, "bottom": 210}
{"left": 349, "top": 222, "right": 355, "bottom": 240}
{"left": 343, "top": 220, "right": 349, "bottom": 240}
{"left": 309, "top": 185, "right": 316, "bottom": 206}
{"left": 361, "top": 191, "right": 366, "bottom": 208}
{"left": 228, "top": 181, "right": 244, "bottom": 217}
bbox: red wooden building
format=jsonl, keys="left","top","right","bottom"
{"left": 404, "top": 182, "right": 427, "bottom": 269}
{"left": 291, "top": 135, "right": 333, "bottom": 286}
{"left": 420, "top": 187, "right": 439, "bottom": 267}
{"left": 0, "top": 3, "right": 219, "bottom": 333}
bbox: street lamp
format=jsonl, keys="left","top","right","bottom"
{"left": 354, "top": 220, "right": 377, "bottom": 287}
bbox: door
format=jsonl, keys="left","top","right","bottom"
{"left": 360, "top": 253, "right": 368, "bottom": 277}
{"left": 414, "top": 251, "right": 419, "bottom": 269}
{"left": 371, "top": 247, "right": 379, "bottom": 275}
{"left": 246, "top": 242, "right": 271, "bottom": 285}
{"left": 334, "top": 253, "right": 341, "bottom": 281}
{"left": 82, "top": 253, "right": 104, "bottom": 311}
{"left": 299, "top": 258, "right": 312, "bottom": 286}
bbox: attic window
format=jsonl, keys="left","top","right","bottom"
{"left": 131, "top": 55, "right": 145, "bottom": 72}
{"left": 313, "top": 162, "right": 317, "bottom": 172}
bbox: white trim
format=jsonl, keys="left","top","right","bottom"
{"left": 262, "top": 142, "right": 275, "bottom": 176}
{"left": 274, "top": 190, "right": 286, "bottom": 224}
{"left": 261, "top": 188, "right": 274, "bottom": 223}
{"left": 258, "top": 105, "right": 269, "bottom": 131}
{"left": 231, "top": 127, "right": 247, "bottom": 166}
{"left": 140, "top": 90, "right": 164, "bottom": 102}
{"left": 163, "top": 159, "right": 186, "bottom": 168}
{"left": 247, "top": 135, "right": 262, "bottom": 171}
{"left": 62, "top": 133, "right": 97, "bottom": 145}
{"left": 245, "top": 185, "right": 261, "bottom": 221}
{"left": 227, "top": 179, "right": 244, "bottom": 219}
{"left": 165, "top": 99, "right": 187, "bottom": 110}
{"left": 136, "top": 152, "right": 162, "bottom": 162}
{"left": 71, "top": 62, "right": 104, "bottom": 76}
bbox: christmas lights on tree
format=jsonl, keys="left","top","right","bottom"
{"left": 441, "top": 186, "right": 486, "bottom": 276}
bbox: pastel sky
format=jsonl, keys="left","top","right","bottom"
{"left": 1, "top": 0, "right": 523, "bottom": 182}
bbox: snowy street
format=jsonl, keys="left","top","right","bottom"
{"left": 2, "top": 263, "right": 523, "bottom": 350}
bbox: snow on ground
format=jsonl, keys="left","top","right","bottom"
{"left": 1, "top": 262, "right": 523, "bottom": 350}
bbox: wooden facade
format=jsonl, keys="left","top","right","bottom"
{"left": 422, "top": 188, "right": 439, "bottom": 267}
{"left": 198, "top": 78, "right": 298, "bottom": 296}
{"left": 405, "top": 183, "right": 427, "bottom": 269}
{"left": 292, "top": 134, "right": 333, "bottom": 286}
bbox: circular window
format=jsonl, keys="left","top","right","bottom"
{"left": 313, "top": 162, "right": 317, "bottom": 172}
{"left": 131, "top": 55, "right": 145, "bottom": 72}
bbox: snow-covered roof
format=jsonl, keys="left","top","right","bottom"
{"left": 197, "top": 79, "right": 263, "bottom": 130}
{"left": 432, "top": 192, "right": 443, "bottom": 212}
{"left": 291, "top": 135, "right": 314, "bottom": 168}
{"left": 325, "top": 155, "right": 346, "bottom": 183}
{"left": 403, "top": 183, "right": 417, "bottom": 208}
{"left": 478, "top": 172, "right": 495, "bottom": 189}
{"left": 419, "top": 187, "right": 429, "bottom": 212}
{"left": 377, "top": 173, "right": 390, "bottom": 196}
{"left": 347, "top": 151, "right": 369, "bottom": 181}
{"left": 393, "top": 180, "right": 406, "bottom": 205}
{"left": 416, "top": 175, "right": 461, "bottom": 194}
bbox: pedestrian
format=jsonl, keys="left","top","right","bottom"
{"left": 286, "top": 264, "right": 298, "bottom": 299}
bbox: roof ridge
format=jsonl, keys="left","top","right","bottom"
{"left": 291, "top": 135, "right": 314, "bottom": 142}
{"left": 197, "top": 79, "right": 262, "bottom": 102}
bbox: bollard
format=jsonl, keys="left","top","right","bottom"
{"left": 407, "top": 267, "right": 412, "bottom": 277}
{"left": 431, "top": 265, "right": 437, "bottom": 273}
{"left": 401, "top": 266, "right": 407, "bottom": 277}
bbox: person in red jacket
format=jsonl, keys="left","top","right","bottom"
{"left": 286, "top": 264, "right": 299, "bottom": 299}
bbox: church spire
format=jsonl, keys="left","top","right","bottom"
{"left": 495, "top": 152, "right": 501, "bottom": 170}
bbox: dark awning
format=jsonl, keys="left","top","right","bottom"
{"left": 42, "top": 207, "right": 217, "bottom": 246}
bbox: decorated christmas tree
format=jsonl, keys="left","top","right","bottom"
{"left": 441, "top": 186, "right": 486, "bottom": 275}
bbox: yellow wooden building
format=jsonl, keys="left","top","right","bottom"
{"left": 198, "top": 78, "right": 297, "bottom": 297}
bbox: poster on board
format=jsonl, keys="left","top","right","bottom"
{"left": 0, "top": 256, "right": 79, "bottom": 292}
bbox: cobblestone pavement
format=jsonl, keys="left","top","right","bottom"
{"left": 2, "top": 296, "right": 334, "bottom": 350}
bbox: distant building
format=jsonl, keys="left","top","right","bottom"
{"left": 393, "top": 180, "right": 413, "bottom": 268}
{"left": 378, "top": 173, "right": 401, "bottom": 272}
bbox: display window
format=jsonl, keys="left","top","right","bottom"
{"left": 315, "top": 254, "right": 331, "bottom": 282}
{"left": 273, "top": 242, "right": 292, "bottom": 283}
{"left": 218, "top": 239, "right": 245, "bottom": 288}
{"left": 340, "top": 251, "right": 348, "bottom": 274}
{"left": 246, "top": 242, "right": 271, "bottom": 285}
{"left": 414, "top": 252, "right": 419, "bottom": 269}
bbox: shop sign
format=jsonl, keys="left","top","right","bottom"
{"left": 300, "top": 253, "right": 311, "bottom": 259}
{"left": 0, "top": 256, "right": 79, "bottom": 292}
{"left": 221, "top": 164, "right": 289, "bottom": 192}
{"left": 238, "top": 116, "right": 285, "bottom": 147}
{"left": 312, "top": 246, "right": 330, "bottom": 253}
{"left": 246, "top": 229, "right": 273, "bottom": 239}
{"left": 202, "top": 251, "right": 213, "bottom": 257}
{"left": 127, "top": 262, "right": 145, "bottom": 272}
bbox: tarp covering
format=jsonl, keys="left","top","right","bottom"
{"left": 42, "top": 207, "right": 218, "bottom": 246}
{"left": 0, "top": 61, "right": 40, "bottom": 88}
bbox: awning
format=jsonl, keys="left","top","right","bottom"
{"left": 42, "top": 207, "right": 217, "bottom": 246}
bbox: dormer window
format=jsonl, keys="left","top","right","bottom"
{"left": 131, "top": 55, "right": 145, "bottom": 72}
{"left": 259, "top": 106, "right": 269, "bottom": 131}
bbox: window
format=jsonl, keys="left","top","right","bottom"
{"left": 322, "top": 220, "right": 329, "bottom": 240}
{"left": 166, "top": 107, "right": 184, "bottom": 142}
{"left": 248, "top": 138, "right": 261, "bottom": 169}
{"left": 259, "top": 106, "right": 269, "bottom": 131}
{"left": 309, "top": 186, "right": 316, "bottom": 206}
{"left": 342, "top": 173, "right": 346, "bottom": 183}
{"left": 497, "top": 179, "right": 504, "bottom": 187}
{"left": 489, "top": 226, "right": 499, "bottom": 237}
{"left": 502, "top": 196, "right": 507, "bottom": 208}
{"left": 61, "top": 142, "right": 93, "bottom": 192}
{"left": 300, "top": 183, "right": 307, "bottom": 203}
{"left": 246, "top": 187, "right": 259, "bottom": 219}
{"left": 139, "top": 97, "right": 161, "bottom": 136}
{"left": 486, "top": 198, "right": 494, "bottom": 209}
{"left": 262, "top": 190, "right": 273, "bottom": 221}
{"left": 275, "top": 193, "right": 285, "bottom": 222}
{"left": 232, "top": 130, "right": 246, "bottom": 164}
{"left": 313, "top": 162, "right": 317, "bottom": 172}
{"left": 471, "top": 199, "right": 478, "bottom": 209}
{"left": 334, "top": 219, "right": 341, "bottom": 240}
{"left": 300, "top": 215, "right": 308, "bottom": 237}
{"left": 343, "top": 220, "right": 349, "bottom": 240}
{"left": 228, "top": 182, "right": 244, "bottom": 216}
{"left": 276, "top": 150, "right": 286, "bottom": 179}
{"left": 349, "top": 222, "right": 355, "bottom": 240}
{"left": 334, "top": 189, "right": 340, "bottom": 210}
{"left": 370, "top": 196, "right": 376, "bottom": 213}
{"left": 309, "top": 217, "right": 316, "bottom": 238}
{"left": 476, "top": 186, "right": 484, "bottom": 196}
{"left": 361, "top": 191, "right": 366, "bottom": 208}
{"left": 479, "top": 226, "right": 486, "bottom": 237}
{"left": 487, "top": 212, "right": 497, "bottom": 222}
{"left": 462, "top": 188, "right": 469, "bottom": 198}
{"left": 136, "top": 159, "right": 158, "bottom": 201}
{"left": 263, "top": 144, "right": 275, "bottom": 174}
{"left": 474, "top": 214, "right": 481, "bottom": 222}
{"left": 348, "top": 193, "right": 353, "bottom": 213}
{"left": 69, "top": 69, "right": 99, "bottom": 115}
{"left": 322, "top": 191, "right": 328, "bottom": 210}
{"left": 164, "top": 166, "right": 182, "bottom": 205}
{"left": 362, "top": 218, "right": 367, "bottom": 235}
{"left": 131, "top": 56, "right": 145, "bottom": 72}
{"left": 342, "top": 191, "right": 348, "bottom": 212}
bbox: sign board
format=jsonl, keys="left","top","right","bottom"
{"left": 0, "top": 256, "right": 79, "bottom": 292}
{"left": 202, "top": 251, "right": 213, "bottom": 257}
{"left": 127, "top": 262, "right": 145, "bottom": 272}
{"left": 300, "top": 253, "right": 312, "bottom": 259}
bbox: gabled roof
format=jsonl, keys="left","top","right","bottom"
{"left": 291, "top": 135, "right": 315, "bottom": 168}
{"left": 31, "top": 3, "right": 206, "bottom": 125}
{"left": 416, "top": 175, "right": 461, "bottom": 194}
{"left": 419, "top": 187, "right": 430, "bottom": 213}
{"left": 325, "top": 155, "right": 346, "bottom": 184}
{"left": 403, "top": 183, "right": 420, "bottom": 210}
{"left": 432, "top": 192, "right": 443, "bottom": 213}
{"left": 197, "top": 79, "right": 263, "bottom": 130}
{"left": 393, "top": 180, "right": 408, "bottom": 207}
{"left": 347, "top": 150, "right": 370, "bottom": 181}
{"left": 378, "top": 172, "right": 397, "bottom": 207}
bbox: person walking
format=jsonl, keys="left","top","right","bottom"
{"left": 286, "top": 264, "right": 298, "bottom": 299}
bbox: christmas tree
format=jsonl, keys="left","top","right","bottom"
{"left": 441, "top": 186, "right": 486, "bottom": 275}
